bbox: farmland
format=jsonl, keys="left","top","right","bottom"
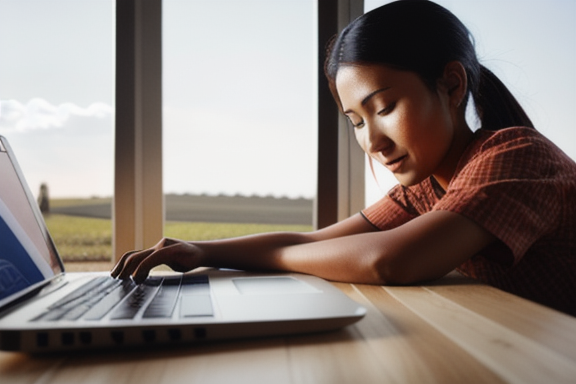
{"left": 50, "top": 194, "right": 313, "bottom": 225}
{"left": 45, "top": 194, "right": 314, "bottom": 265}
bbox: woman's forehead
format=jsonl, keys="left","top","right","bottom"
{"left": 336, "top": 65, "right": 417, "bottom": 98}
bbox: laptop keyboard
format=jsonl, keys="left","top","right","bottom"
{"left": 32, "top": 275, "right": 211, "bottom": 322}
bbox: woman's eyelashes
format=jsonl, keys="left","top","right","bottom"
{"left": 351, "top": 119, "right": 365, "bottom": 128}
{"left": 347, "top": 103, "right": 395, "bottom": 129}
{"left": 344, "top": 113, "right": 364, "bottom": 128}
{"left": 377, "top": 102, "right": 396, "bottom": 116}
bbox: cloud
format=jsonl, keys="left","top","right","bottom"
{"left": 0, "top": 98, "right": 115, "bottom": 198}
{"left": 0, "top": 98, "right": 113, "bottom": 132}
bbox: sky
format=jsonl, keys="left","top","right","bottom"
{"left": 0, "top": 0, "right": 575, "bottom": 205}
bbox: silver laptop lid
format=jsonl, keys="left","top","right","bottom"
{"left": 0, "top": 136, "right": 64, "bottom": 308}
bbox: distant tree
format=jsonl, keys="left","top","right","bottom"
{"left": 38, "top": 183, "right": 50, "bottom": 214}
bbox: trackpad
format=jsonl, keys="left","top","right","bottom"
{"left": 233, "top": 277, "right": 320, "bottom": 294}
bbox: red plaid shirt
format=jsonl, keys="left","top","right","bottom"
{"left": 363, "top": 127, "right": 576, "bottom": 316}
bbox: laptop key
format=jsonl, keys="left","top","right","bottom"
{"left": 32, "top": 277, "right": 124, "bottom": 322}
{"left": 34, "top": 308, "right": 68, "bottom": 322}
{"left": 48, "top": 277, "right": 118, "bottom": 310}
{"left": 109, "top": 283, "right": 159, "bottom": 320}
{"left": 143, "top": 284, "right": 180, "bottom": 319}
{"left": 61, "top": 303, "right": 93, "bottom": 321}
{"left": 82, "top": 279, "right": 137, "bottom": 320}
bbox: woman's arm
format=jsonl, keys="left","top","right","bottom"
{"left": 111, "top": 213, "right": 378, "bottom": 283}
{"left": 112, "top": 210, "right": 495, "bottom": 285}
{"left": 210, "top": 210, "right": 493, "bottom": 284}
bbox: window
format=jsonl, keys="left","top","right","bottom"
{"left": 162, "top": 0, "right": 317, "bottom": 238}
{"left": 2, "top": 0, "right": 369, "bottom": 263}
{"left": 0, "top": 0, "right": 115, "bottom": 266}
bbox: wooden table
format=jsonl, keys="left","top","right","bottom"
{"left": 1, "top": 272, "right": 575, "bottom": 384}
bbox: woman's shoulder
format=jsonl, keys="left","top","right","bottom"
{"left": 456, "top": 126, "right": 576, "bottom": 183}
{"left": 467, "top": 127, "right": 572, "bottom": 165}
{"left": 474, "top": 126, "right": 548, "bottom": 148}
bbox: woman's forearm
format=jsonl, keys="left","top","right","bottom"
{"left": 198, "top": 231, "right": 385, "bottom": 284}
{"left": 112, "top": 213, "right": 380, "bottom": 283}
{"left": 113, "top": 211, "right": 492, "bottom": 286}
{"left": 197, "top": 210, "right": 496, "bottom": 286}
{"left": 196, "top": 231, "right": 317, "bottom": 271}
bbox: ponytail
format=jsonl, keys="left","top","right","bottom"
{"left": 474, "top": 65, "right": 534, "bottom": 130}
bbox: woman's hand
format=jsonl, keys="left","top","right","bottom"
{"left": 110, "top": 238, "right": 204, "bottom": 284}
{"left": 108, "top": 214, "right": 382, "bottom": 284}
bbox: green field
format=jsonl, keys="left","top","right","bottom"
{"left": 44, "top": 214, "right": 112, "bottom": 261}
{"left": 44, "top": 214, "right": 312, "bottom": 262}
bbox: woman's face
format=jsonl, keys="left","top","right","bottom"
{"left": 335, "top": 64, "right": 465, "bottom": 188}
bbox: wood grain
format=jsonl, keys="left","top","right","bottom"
{"left": 1, "top": 273, "right": 575, "bottom": 384}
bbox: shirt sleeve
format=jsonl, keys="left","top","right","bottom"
{"left": 362, "top": 178, "right": 440, "bottom": 230}
{"left": 434, "top": 128, "right": 563, "bottom": 264}
{"left": 362, "top": 194, "right": 416, "bottom": 231}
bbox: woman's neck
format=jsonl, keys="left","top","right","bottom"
{"left": 432, "top": 121, "right": 475, "bottom": 190}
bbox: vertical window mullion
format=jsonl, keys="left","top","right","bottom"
{"left": 114, "top": 0, "right": 163, "bottom": 260}
{"left": 316, "top": 0, "right": 364, "bottom": 229}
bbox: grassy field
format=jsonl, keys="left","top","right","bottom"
{"left": 44, "top": 214, "right": 112, "bottom": 261}
{"left": 44, "top": 213, "right": 312, "bottom": 262}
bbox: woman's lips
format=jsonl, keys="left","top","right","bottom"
{"left": 385, "top": 155, "right": 407, "bottom": 172}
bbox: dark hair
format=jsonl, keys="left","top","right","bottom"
{"left": 325, "top": 0, "right": 533, "bottom": 130}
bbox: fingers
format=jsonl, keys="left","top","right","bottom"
{"left": 110, "top": 238, "right": 171, "bottom": 279}
{"left": 110, "top": 250, "right": 138, "bottom": 277}
{"left": 110, "top": 238, "right": 200, "bottom": 284}
{"left": 131, "top": 248, "right": 179, "bottom": 284}
{"left": 110, "top": 248, "right": 154, "bottom": 280}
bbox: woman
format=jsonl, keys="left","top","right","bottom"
{"left": 112, "top": 0, "right": 576, "bottom": 316}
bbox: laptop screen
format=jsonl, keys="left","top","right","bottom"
{"left": 0, "top": 137, "right": 63, "bottom": 306}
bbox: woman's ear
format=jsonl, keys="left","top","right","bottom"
{"left": 439, "top": 61, "right": 467, "bottom": 109}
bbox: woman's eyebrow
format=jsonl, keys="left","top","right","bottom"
{"left": 343, "top": 87, "right": 391, "bottom": 115}
{"left": 361, "top": 87, "right": 391, "bottom": 106}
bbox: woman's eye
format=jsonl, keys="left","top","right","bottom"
{"left": 346, "top": 117, "right": 364, "bottom": 129}
{"left": 378, "top": 102, "right": 395, "bottom": 115}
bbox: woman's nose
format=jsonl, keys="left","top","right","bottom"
{"left": 366, "top": 125, "right": 392, "bottom": 154}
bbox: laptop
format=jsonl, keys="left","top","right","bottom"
{"left": 0, "top": 135, "right": 366, "bottom": 353}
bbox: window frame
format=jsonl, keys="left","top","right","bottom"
{"left": 113, "top": 0, "right": 365, "bottom": 260}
